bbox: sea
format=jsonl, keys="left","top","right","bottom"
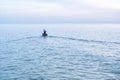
{"left": 0, "top": 24, "right": 120, "bottom": 80}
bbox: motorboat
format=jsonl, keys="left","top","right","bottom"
{"left": 42, "top": 29, "right": 48, "bottom": 37}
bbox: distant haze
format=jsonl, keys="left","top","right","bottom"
{"left": 0, "top": 0, "right": 120, "bottom": 23}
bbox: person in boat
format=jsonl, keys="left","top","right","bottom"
{"left": 42, "top": 29, "right": 48, "bottom": 36}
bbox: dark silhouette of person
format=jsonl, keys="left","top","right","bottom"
{"left": 43, "top": 29, "right": 46, "bottom": 34}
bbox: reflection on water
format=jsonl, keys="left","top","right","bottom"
{"left": 0, "top": 24, "right": 120, "bottom": 80}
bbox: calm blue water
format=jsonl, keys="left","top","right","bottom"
{"left": 0, "top": 24, "right": 120, "bottom": 80}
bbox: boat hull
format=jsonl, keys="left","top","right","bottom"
{"left": 42, "top": 33, "right": 48, "bottom": 37}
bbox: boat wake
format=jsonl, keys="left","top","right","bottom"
{"left": 7, "top": 35, "right": 120, "bottom": 45}
{"left": 49, "top": 36, "right": 120, "bottom": 45}
{"left": 7, "top": 36, "right": 40, "bottom": 42}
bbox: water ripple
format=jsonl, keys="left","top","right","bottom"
{"left": 6, "top": 35, "right": 120, "bottom": 45}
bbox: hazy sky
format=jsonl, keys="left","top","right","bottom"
{"left": 0, "top": 0, "right": 120, "bottom": 23}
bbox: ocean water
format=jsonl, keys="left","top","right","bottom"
{"left": 0, "top": 24, "right": 120, "bottom": 80}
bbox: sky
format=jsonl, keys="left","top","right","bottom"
{"left": 0, "top": 0, "right": 120, "bottom": 23}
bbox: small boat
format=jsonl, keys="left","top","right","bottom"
{"left": 42, "top": 33, "right": 48, "bottom": 36}
{"left": 42, "top": 29, "right": 48, "bottom": 37}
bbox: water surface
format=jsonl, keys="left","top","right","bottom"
{"left": 0, "top": 24, "right": 120, "bottom": 80}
